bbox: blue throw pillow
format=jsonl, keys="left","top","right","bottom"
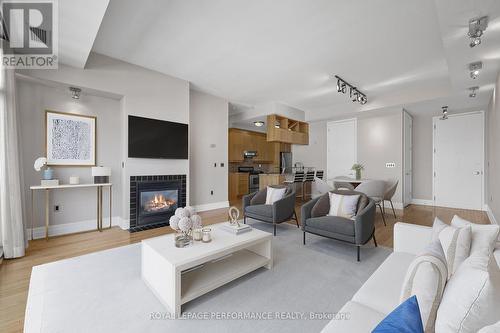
{"left": 372, "top": 296, "right": 424, "bottom": 333}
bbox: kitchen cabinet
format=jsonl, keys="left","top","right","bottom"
{"left": 229, "top": 172, "right": 249, "bottom": 201}
{"left": 229, "top": 128, "right": 274, "bottom": 163}
{"left": 266, "top": 114, "right": 309, "bottom": 145}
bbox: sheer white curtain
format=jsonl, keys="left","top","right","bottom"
{"left": 0, "top": 62, "right": 25, "bottom": 258}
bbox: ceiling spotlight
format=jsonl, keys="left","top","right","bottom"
{"left": 469, "top": 86, "right": 479, "bottom": 98}
{"left": 468, "top": 16, "right": 488, "bottom": 48}
{"left": 253, "top": 121, "right": 265, "bottom": 127}
{"left": 69, "top": 87, "right": 81, "bottom": 99}
{"left": 274, "top": 121, "right": 280, "bottom": 129}
{"left": 469, "top": 61, "right": 482, "bottom": 79}
{"left": 334, "top": 75, "right": 367, "bottom": 105}
{"left": 440, "top": 106, "right": 448, "bottom": 120}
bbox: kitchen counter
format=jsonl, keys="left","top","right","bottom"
{"left": 259, "top": 173, "right": 286, "bottom": 190}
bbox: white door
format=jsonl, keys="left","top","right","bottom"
{"left": 327, "top": 119, "right": 357, "bottom": 180}
{"left": 403, "top": 112, "right": 412, "bottom": 206}
{"left": 433, "top": 112, "right": 484, "bottom": 210}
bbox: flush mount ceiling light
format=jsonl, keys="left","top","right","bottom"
{"left": 334, "top": 75, "right": 367, "bottom": 105}
{"left": 469, "top": 61, "right": 482, "bottom": 79}
{"left": 253, "top": 121, "right": 265, "bottom": 127}
{"left": 69, "top": 87, "right": 81, "bottom": 99}
{"left": 468, "top": 16, "right": 488, "bottom": 48}
{"left": 440, "top": 105, "right": 449, "bottom": 120}
{"left": 469, "top": 86, "right": 479, "bottom": 98}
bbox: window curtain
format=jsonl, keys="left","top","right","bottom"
{"left": 0, "top": 62, "right": 26, "bottom": 258}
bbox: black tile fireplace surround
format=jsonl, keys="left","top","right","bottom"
{"left": 129, "top": 175, "right": 186, "bottom": 232}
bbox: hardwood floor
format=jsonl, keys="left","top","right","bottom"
{"left": 0, "top": 202, "right": 490, "bottom": 332}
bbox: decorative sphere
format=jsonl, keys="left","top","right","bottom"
{"left": 175, "top": 207, "right": 187, "bottom": 218}
{"left": 184, "top": 206, "right": 196, "bottom": 217}
{"left": 169, "top": 215, "right": 180, "bottom": 230}
{"left": 178, "top": 217, "right": 193, "bottom": 233}
{"left": 191, "top": 215, "right": 202, "bottom": 228}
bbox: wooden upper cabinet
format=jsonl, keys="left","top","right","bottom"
{"left": 266, "top": 114, "right": 309, "bottom": 145}
{"left": 228, "top": 128, "right": 274, "bottom": 163}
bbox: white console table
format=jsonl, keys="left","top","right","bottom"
{"left": 30, "top": 183, "right": 112, "bottom": 240}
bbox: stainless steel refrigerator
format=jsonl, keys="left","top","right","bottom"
{"left": 280, "top": 152, "right": 293, "bottom": 174}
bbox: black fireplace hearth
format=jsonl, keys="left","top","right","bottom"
{"left": 129, "top": 175, "right": 186, "bottom": 232}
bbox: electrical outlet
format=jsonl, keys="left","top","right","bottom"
{"left": 220, "top": 163, "right": 224, "bottom": 167}
{"left": 54, "top": 205, "right": 60, "bottom": 212}
{"left": 210, "top": 190, "right": 214, "bottom": 195}
{"left": 385, "top": 162, "right": 396, "bottom": 168}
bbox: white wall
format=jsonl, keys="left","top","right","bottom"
{"left": 189, "top": 90, "right": 229, "bottom": 210}
{"left": 19, "top": 52, "right": 190, "bottom": 228}
{"left": 17, "top": 79, "right": 122, "bottom": 228}
{"left": 292, "top": 121, "right": 327, "bottom": 172}
{"left": 487, "top": 72, "right": 500, "bottom": 224}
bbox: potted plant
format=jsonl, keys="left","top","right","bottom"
{"left": 351, "top": 163, "right": 364, "bottom": 180}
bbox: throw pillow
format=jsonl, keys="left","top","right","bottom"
{"left": 431, "top": 217, "right": 472, "bottom": 279}
{"left": 435, "top": 251, "right": 500, "bottom": 333}
{"left": 265, "top": 186, "right": 287, "bottom": 205}
{"left": 478, "top": 321, "right": 500, "bottom": 333}
{"left": 372, "top": 296, "right": 424, "bottom": 333}
{"left": 328, "top": 193, "right": 360, "bottom": 219}
{"left": 400, "top": 240, "right": 448, "bottom": 332}
{"left": 311, "top": 193, "right": 330, "bottom": 218}
{"left": 451, "top": 215, "right": 500, "bottom": 257}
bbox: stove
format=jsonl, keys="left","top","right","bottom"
{"left": 238, "top": 166, "right": 263, "bottom": 192}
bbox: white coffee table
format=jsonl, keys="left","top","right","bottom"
{"left": 141, "top": 222, "right": 273, "bottom": 316}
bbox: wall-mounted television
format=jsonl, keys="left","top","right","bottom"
{"left": 128, "top": 115, "right": 188, "bottom": 159}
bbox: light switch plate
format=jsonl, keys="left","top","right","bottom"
{"left": 385, "top": 162, "right": 396, "bottom": 168}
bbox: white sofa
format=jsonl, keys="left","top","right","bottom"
{"left": 321, "top": 222, "right": 500, "bottom": 332}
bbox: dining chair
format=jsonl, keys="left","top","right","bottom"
{"left": 355, "top": 180, "right": 387, "bottom": 226}
{"left": 382, "top": 179, "right": 399, "bottom": 218}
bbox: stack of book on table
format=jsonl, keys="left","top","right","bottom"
{"left": 221, "top": 223, "right": 252, "bottom": 235}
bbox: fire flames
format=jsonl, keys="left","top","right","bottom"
{"left": 144, "top": 194, "right": 176, "bottom": 212}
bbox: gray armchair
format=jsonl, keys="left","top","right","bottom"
{"left": 243, "top": 185, "right": 298, "bottom": 236}
{"left": 301, "top": 190, "right": 377, "bottom": 261}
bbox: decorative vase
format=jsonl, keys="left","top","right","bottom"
{"left": 174, "top": 231, "right": 192, "bottom": 248}
{"left": 355, "top": 169, "right": 361, "bottom": 180}
{"left": 43, "top": 167, "right": 54, "bottom": 180}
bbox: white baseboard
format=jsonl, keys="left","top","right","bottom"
{"left": 193, "top": 201, "right": 229, "bottom": 212}
{"left": 486, "top": 205, "right": 499, "bottom": 226}
{"left": 410, "top": 199, "right": 435, "bottom": 206}
{"left": 27, "top": 216, "right": 125, "bottom": 240}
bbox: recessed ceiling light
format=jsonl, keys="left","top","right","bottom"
{"left": 254, "top": 121, "right": 265, "bottom": 127}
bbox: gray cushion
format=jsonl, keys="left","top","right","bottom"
{"left": 250, "top": 189, "right": 267, "bottom": 205}
{"left": 311, "top": 193, "right": 330, "bottom": 218}
{"left": 305, "top": 215, "right": 355, "bottom": 236}
{"left": 245, "top": 204, "right": 273, "bottom": 219}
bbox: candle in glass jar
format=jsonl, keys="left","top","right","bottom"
{"left": 192, "top": 228, "right": 202, "bottom": 241}
{"left": 202, "top": 228, "right": 211, "bottom": 243}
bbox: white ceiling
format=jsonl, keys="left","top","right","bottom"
{"left": 87, "top": 0, "right": 500, "bottom": 120}
{"left": 58, "top": 0, "right": 110, "bottom": 68}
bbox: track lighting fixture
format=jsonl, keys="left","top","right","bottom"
{"left": 469, "top": 61, "right": 482, "bottom": 79}
{"left": 440, "top": 106, "right": 448, "bottom": 120}
{"left": 469, "top": 86, "right": 479, "bottom": 98}
{"left": 69, "top": 87, "right": 81, "bottom": 99}
{"left": 468, "top": 16, "right": 488, "bottom": 48}
{"left": 334, "top": 75, "right": 367, "bottom": 105}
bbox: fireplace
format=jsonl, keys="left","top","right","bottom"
{"left": 129, "top": 175, "right": 186, "bottom": 232}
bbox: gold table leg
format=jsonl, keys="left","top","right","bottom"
{"left": 45, "top": 189, "right": 49, "bottom": 241}
{"left": 109, "top": 185, "right": 112, "bottom": 229}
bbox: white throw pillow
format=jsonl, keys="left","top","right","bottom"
{"left": 451, "top": 215, "right": 500, "bottom": 257}
{"left": 478, "top": 321, "right": 500, "bottom": 333}
{"left": 400, "top": 240, "right": 448, "bottom": 332}
{"left": 435, "top": 251, "right": 500, "bottom": 333}
{"left": 328, "top": 193, "right": 360, "bottom": 219}
{"left": 431, "top": 217, "right": 472, "bottom": 279}
{"left": 265, "top": 186, "right": 287, "bottom": 205}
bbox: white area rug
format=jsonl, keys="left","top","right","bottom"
{"left": 25, "top": 221, "right": 391, "bottom": 333}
